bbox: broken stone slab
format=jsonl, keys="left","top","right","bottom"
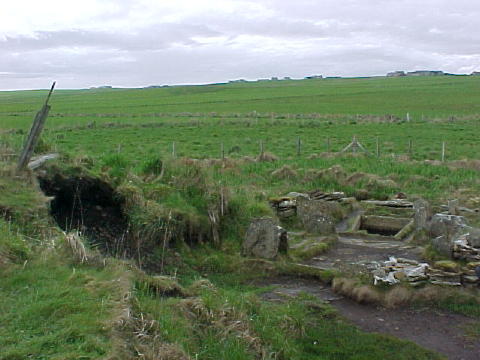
{"left": 414, "top": 199, "right": 431, "bottom": 231}
{"left": 466, "top": 227, "right": 480, "bottom": 248}
{"left": 394, "top": 219, "right": 415, "bottom": 240}
{"left": 308, "top": 190, "right": 346, "bottom": 201}
{"left": 432, "top": 235, "right": 453, "bottom": 257}
{"left": 429, "top": 214, "right": 467, "bottom": 239}
{"left": 362, "top": 199, "right": 414, "bottom": 208}
{"left": 440, "top": 204, "right": 478, "bottom": 214}
{"left": 429, "top": 214, "right": 469, "bottom": 257}
{"left": 372, "top": 256, "right": 429, "bottom": 285}
{"left": 28, "top": 153, "right": 59, "bottom": 170}
{"left": 430, "top": 280, "right": 462, "bottom": 286}
{"left": 462, "top": 275, "right": 478, "bottom": 284}
{"left": 428, "top": 269, "right": 462, "bottom": 284}
{"left": 242, "top": 218, "right": 288, "bottom": 259}
{"left": 448, "top": 199, "right": 460, "bottom": 215}
{"left": 285, "top": 192, "right": 310, "bottom": 200}
{"left": 296, "top": 197, "right": 340, "bottom": 235}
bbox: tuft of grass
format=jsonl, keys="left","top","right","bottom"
{"left": 290, "top": 236, "right": 337, "bottom": 260}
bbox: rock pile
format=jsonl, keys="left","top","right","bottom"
{"left": 372, "top": 257, "right": 429, "bottom": 286}
{"left": 269, "top": 191, "right": 347, "bottom": 219}
{"left": 429, "top": 214, "right": 480, "bottom": 261}
{"left": 372, "top": 257, "right": 479, "bottom": 287}
{"left": 453, "top": 233, "right": 480, "bottom": 261}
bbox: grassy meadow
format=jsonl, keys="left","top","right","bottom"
{"left": 1, "top": 75, "right": 480, "bottom": 359}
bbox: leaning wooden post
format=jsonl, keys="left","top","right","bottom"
{"left": 376, "top": 137, "right": 380, "bottom": 157}
{"left": 296, "top": 137, "right": 301, "bottom": 156}
{"left": 17, "top": 82, "right": 56, "bottom": 171}
{"left": 441, "top": 141, "right": 446, "bottom": 162}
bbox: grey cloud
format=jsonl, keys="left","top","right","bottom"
{"left": 1, "top": 0, "right": 480, "bottom": 90}
{"left": 0, "top": 24, "right": 220, "bottom": 52}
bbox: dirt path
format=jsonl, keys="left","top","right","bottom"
{"left": 256, "top": 235, "right": 480, "bottom": 360}
{"left": 257, "top": 276, "right": 480, "bottom": 360}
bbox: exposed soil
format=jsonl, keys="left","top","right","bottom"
{"left": 256, "top": 234, "right": 480, "bottom": 360}
{"left": 256, "top": 276, "right": 480, "bottom": 360}
{"left": 38, "top": 173, "right": 130, "bottom": 255}
{"left": 305, "top": 235, "right": 424, "bottom": 274}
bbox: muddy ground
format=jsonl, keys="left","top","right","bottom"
{"left": 256, "top": 235, "right": 480, "bottom": 360}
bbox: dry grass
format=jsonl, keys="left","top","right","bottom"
{"left": 333, "top": 278, "right": 382, "bottom": 305}
{"left": 135, "top": 271, "right": 187, "bottom": 298}
{"left": 270, "top": 165, "right": 298, "bottom": 179}
{"left": 187, "top": 278, "right": 217, "bottom": 296}
{"left": 384, "top": 286, "right": 413, "bottom": 308}
{"left": 64, "top": 231, "right": 88, "bottom": 263}
{"left": 352, "top": 285, "right": 383, "bottom": 304}
{"left": 256, "top": 151, "right": 278, "bottom": 162}
{"left": 411, "top": 286, "right": 443, "bottom": 303}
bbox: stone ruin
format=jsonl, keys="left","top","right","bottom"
{"left": 242, "top": 187, "right": 480, "bottom": 287}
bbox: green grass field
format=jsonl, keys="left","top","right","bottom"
{"left": 1, "top": 75, "right": 479, "bottom": 359}
{"left": 1, "top": 76, "right": 480, "bottom": 129}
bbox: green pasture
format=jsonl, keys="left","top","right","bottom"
{"left": 1, "top": 76, "right": 480, "bottom": 131}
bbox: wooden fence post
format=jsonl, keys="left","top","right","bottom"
{"left": 327, "top": 137, "right": 331, "bottom": 152}
{"left": 172, "top": 141, "right": 176, "bottom": 158}
{"left": 260, "top": 140, "right": 264, "bottom": 157}
{"left": 17, "top": 82, "right": 56, "bottom": 171}
{"left": 408, "top": 139, "right": 413, "bottom": 156}
{"left": 442, "top": 141, "right": 446, "bottom": 162}
{"left": 296, "top": 137, "right": 301, "bottom": 156}
{"left": 376, "top": 137, "right": 380, "bottom": 157}
{"left": 221, "top": 142, "right": 225, "bottom": 160}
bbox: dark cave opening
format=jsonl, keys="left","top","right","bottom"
{"left": 38, "top": 173, "right": 130, "bottom": 255}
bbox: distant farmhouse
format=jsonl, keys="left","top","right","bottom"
{"left": 386, "top": 70, "right": 446, "bottom": 77}
{"left": 305, "top": 75, "right": 323, "bottom": 79}
{"left": 407, "top": 70, "right": 445, "bottom": 76}
{"left": 472, "top": 71, "right": 480, "bottom": 76}
{"left": 90, "top": 85, "right": 113, "bottom": 90}
{"left": 387, "top": 71, "right": 406, "bottom": 77}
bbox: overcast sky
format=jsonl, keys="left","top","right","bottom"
{"left": 1, "top": 0, "right": 480, "bottom": 90}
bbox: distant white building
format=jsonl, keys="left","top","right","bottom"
{"left": 471, "top": 71, "right": 480, "bottom": 76}
{"left": 406, "top": 70, "right": 445, "bottom": 77}
{"left": 387, "top": 71, "right": 406, "bottom": 77}
{"left": 305, "top": 75, "right": 323, "bottom": 79}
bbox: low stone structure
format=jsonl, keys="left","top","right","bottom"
{"left": 372, "top": 257, "right": 478, "bottom": 287}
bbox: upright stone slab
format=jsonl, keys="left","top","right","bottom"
{"left": 413, "top": 199, "right": 431, "bottom": 231}
{"left": 466, "top": 227, "right": 480, "bottom": 248}
{"left": 429, "top": 214, "right": 467, "bottom": 257}
{"left": 242, "top": 218, "right": 287, "bottom": 259}
{"left": 296, "top": 197, "right": 338, "bottom": 235}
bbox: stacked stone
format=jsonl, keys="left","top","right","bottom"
{"left": 453, "top": 234, "right": 480, "bottom": 261}
{"left": 308, "top": 190, "right": 345, "bottom": 201}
